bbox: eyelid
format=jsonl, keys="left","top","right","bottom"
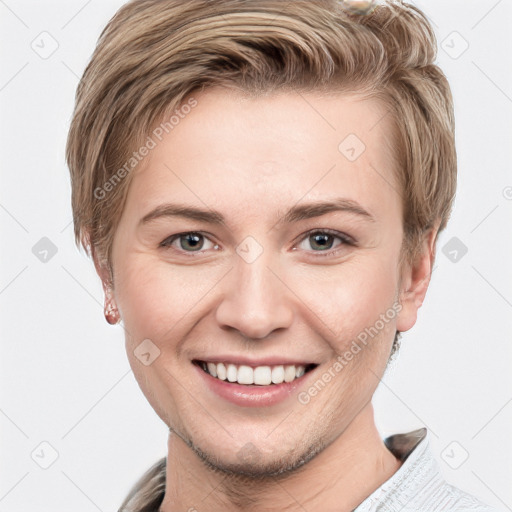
{"left": 293, "top": 228, "right": 355, "bottom": 258}
{"left": 160, "top": 229, "right": 355, "bottom": 257}
{"left": 297, "top": 228, "right": 355, "bottom": 246}
{"left": 159, "top": 231, "right": 218, "bottom": 251}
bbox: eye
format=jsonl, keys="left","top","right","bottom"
{"left": 295, "top": 229, "right": 355, "bottom": 258}
{"left": 159, "top": 232, "right": 219, "bottom": 255}
{"left": 159, "top": 229, "right": 355, "bottom": 258}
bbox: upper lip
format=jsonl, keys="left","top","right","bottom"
{"left": 193, "top": 356, "right": 319, "bottom": 367}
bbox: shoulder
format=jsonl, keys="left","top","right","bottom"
{"left": 356, "top": 428, "right": 500, "bottom": 512}
{"left": 396, "top": 478, "right": 501, "bottom": 512}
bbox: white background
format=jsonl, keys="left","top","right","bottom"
{"left": 0, "top": 1, "right": 511, "bottom": 511}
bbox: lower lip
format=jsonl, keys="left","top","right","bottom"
{"left": 193, "top": 363, "right": 315, "bottom": 408}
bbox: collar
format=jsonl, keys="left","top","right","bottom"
{"left": 354, "top": 427, "right": 435, "bottom": 511}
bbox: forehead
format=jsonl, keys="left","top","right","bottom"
{"left": 125, "top": 87, "right": 401, "bottom": 227}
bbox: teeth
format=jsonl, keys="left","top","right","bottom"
{"left": 238, "top": 365, "right": 254, "bottom": 385}
{"left": 284, "top": 365, "right": 296, "bottom": 382}
{"left": 271, "top": 365, "right": 284, "bottom": 384}
{"left": 226, "top": 364, "right": 237, "bottom": 382}
{"left": 254, "top": 366, "right": 272, "bottom": 385}
{"left": 216, "top": 363, "right": 227, "bottom": 381}
{"left": 200, "top": 361, "right": 310, "bottom": 385}
{"left": 207, "top": 362, "right": 217, "bottom": 377}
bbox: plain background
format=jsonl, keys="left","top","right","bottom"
{"left": 0, "top": 1, "right": 511, "bottom": 511}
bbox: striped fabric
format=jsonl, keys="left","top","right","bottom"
{"left": 354, "top": 428, "right": 500, "bottom": 512}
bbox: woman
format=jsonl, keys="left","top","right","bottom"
{"left": 66, "top": 0, "right": 499, "bottom": 510}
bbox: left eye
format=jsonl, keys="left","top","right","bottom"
{"left": 159, "top": 229, "right": 354, "bottom": 257}
{"left": 297, "top": 229, "right": 353, "bottom": 255}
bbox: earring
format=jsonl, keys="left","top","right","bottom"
{"left": 104, "top": 287, "right": 120, "bottom": 325}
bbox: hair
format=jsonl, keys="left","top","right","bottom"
{"left": 66, "top": 1, "right": 456, "bottom": 509}
{"left": 118, "top": 457, "right": 166, "bottom": 512}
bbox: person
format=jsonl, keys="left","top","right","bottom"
{"left": 65, "top": 0, "right": 499, "bottom": 510}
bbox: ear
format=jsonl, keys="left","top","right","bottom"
{"left": 395, "top": 225, "right": 439, "bottom": 333}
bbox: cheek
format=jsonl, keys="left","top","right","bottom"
{"left": 115, "top": 261, "right": 162, "bottom": 332}
{"left": 114, "top": 254, "right": 225, "bottom": 340}
{"left": 303, "top": 253, "right": 400, "bottom": 347}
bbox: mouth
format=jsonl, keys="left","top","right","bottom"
{"left": 193, "top": 360, "right": 319, "bottom": 386}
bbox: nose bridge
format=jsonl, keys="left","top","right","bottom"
{"left": 236, "top": 242, "right": 277, "bottom": 302}
{"left": 215, "top": 235, "right": 293, "bottom": 339}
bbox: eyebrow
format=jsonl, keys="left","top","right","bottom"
{"left": 139, "top": 198, "right": 376, "bottom": 227}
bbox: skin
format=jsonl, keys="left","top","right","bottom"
{"left": 94, "top": 87, "right": 437, "bottom": 512}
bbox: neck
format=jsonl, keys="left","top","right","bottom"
{"left": 160, "top": 403, "right": 401, "bottom": 512}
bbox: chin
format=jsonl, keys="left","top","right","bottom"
{"left": 187, "top": 433, "right": 327, "bottom": 480}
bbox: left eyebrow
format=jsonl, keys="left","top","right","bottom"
{"left": 138, "top": 197, "right": 376, "bottom": 227}
{"left": 277, "top": 198, "right": 376, "bottom": 225}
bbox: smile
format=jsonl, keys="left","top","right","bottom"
{"left": 194, "top": 360, "right": 318, "bottom": 386}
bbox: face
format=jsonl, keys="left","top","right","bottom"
{"left": 107, "top": 87, "right": 420, "bottom": 476}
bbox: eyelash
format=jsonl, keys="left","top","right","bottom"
{"left": 159, "top": 229, "right": 355, "bottom": 259}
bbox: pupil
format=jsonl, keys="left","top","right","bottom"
{"left": 182, "top": 233, "right": 202, "bottom": 251}
{"left": 311, "top": 233, "right": 332, "bottom": 251}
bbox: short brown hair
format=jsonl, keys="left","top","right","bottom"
{"left": 66, "top": 0, "right": 456, "bottom": 357}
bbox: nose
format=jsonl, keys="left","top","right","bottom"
{"left": 214, "top": 248, "right": 294, "bottom": 340}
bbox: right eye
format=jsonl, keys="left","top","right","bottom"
{"left": 159, "top": 232, "right": 220, "bottom": 256}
